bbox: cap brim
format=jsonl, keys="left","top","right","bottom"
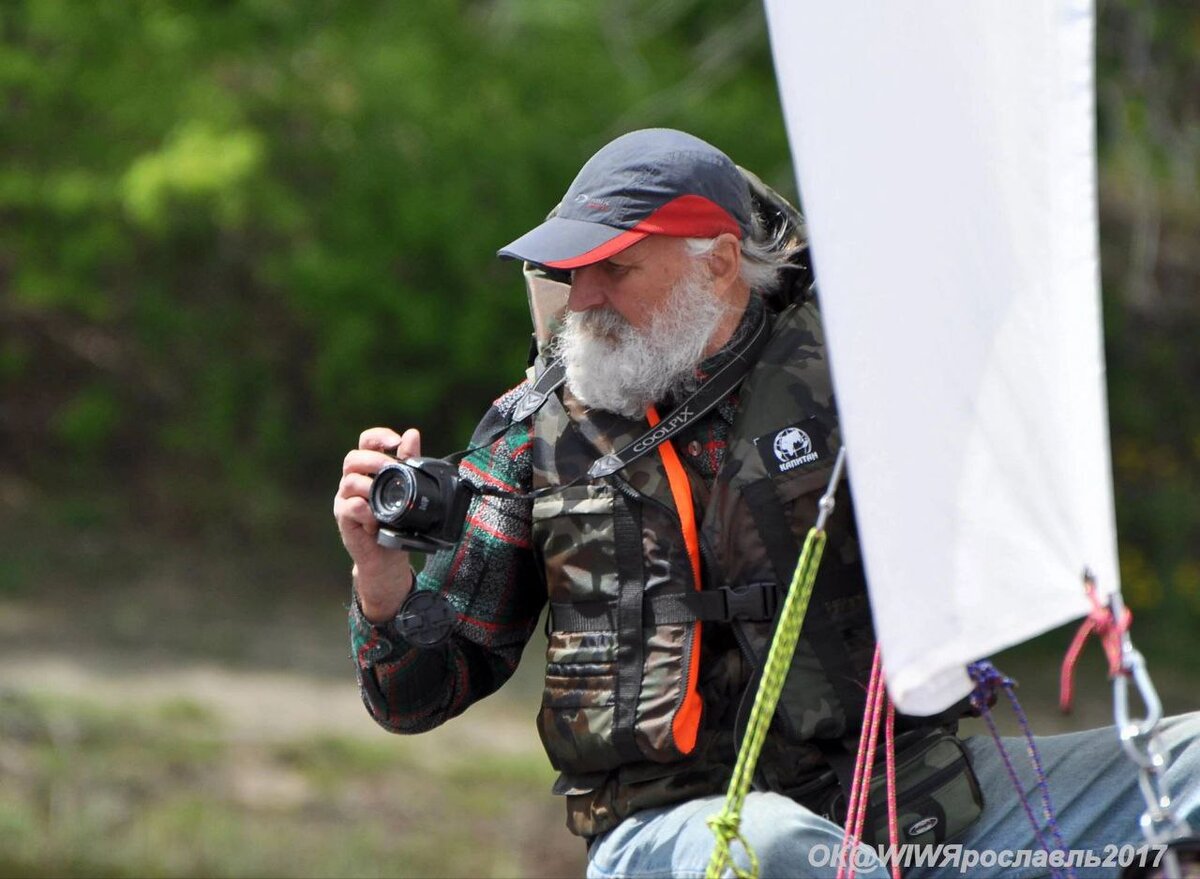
{"left": 497, "top": 216, "right": 648, "bottom": 270}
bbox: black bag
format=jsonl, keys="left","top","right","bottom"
{"left": 819, "top": 730, "right": 985, "bottom": 847}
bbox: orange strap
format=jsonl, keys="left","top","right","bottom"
{"left": 645, "top": 406, "right": 703, "bottom": 588}
{"left": 646, "top": 405, "right": 704, "bottom": 752}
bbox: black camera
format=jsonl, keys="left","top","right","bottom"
{"left": 368, "top": 457, "right": 473, "bottom": 554}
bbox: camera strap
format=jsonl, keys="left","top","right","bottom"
{"left": 587, "top": 306, "right": 770, "bottom": 479}
{"left": 510, "top": 358, "right": 567, "bottom": 422}
{"left": 461, "top": 303, "right": 770, "bottom": 501}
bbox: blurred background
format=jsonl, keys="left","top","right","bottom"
{"left": 0, "top": 1, "right": 1196, "bottom": 876}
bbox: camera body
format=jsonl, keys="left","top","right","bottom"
{"left": 368, "top": 456, "right": 473, "bottom": 554}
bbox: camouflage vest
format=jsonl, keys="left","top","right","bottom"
{"left": 530, "top": 299, "right": 877, "bottom": 838}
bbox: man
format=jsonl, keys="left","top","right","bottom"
{"left": 335, "top": 129, "right": 1199, "bottom": 878}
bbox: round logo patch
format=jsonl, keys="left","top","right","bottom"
{"left": 773, "top": 427, "right": 813, "bottom": 463}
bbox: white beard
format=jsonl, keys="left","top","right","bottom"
{"left": 555, "top": 268, "right": 729, "bottom": 418}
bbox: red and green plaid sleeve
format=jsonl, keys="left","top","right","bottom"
{"left": 349, "top": 384, "right": 545, "bottom": 734}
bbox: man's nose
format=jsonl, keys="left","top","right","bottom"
{"left": 567, "top": 265, "right": 606, "bottom": 312}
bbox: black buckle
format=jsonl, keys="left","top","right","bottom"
{"left": 721, "top": 582, "right": 778, "bottom": 621}
{"left": 681, "top": 582, "right": 780, "bottom": 622}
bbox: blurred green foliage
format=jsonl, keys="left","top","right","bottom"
{"left": 1, "top": 1, "right": 1197, "bottom": 628}
{"left": 1, "top": 0, "right": 789, "bottom": 532}
{"left": 1093, "top": 1, "right": 1200, "bottom": 636}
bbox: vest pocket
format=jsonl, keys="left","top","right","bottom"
{"left": 534, "top": 486, "right": 625, "bottom": 772}
{"left": 532, "top": 485, "right": 619, "bottom": 604}
{"left": 534, "top": 485, "right": 699, "bottom": 773}
{"left": 538, "top": 630, "right": 622, "bottom": 773}
{"left": 537, "top": 626, "right": 698, "bottom": 774}
{"left": 544, "top": 631, "right": 616, "bottom": 709}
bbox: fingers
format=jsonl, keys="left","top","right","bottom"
{"left": 349, "top": 427, "right": 422, "bottom": 477}
{"left": 395, "top": 427, "right": 421, "bottom": 459}
{"left": 334, "top": 473, "right": 376, "bottom": 527}
{"left": 343, "top": 448, "right": 395, "bottom": 477}
{"left": 334, "top": 493, "right": 378, "bottom": 535}
{"left": 359, "top": 426, "right": 403, "bottom": 452}
{"left": 358, "top": 426, "right": 421, "bottom": 457}
{"left": 336, "top": 472, "right": 373, "bottom": 502}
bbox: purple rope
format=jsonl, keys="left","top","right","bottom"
{"left": 968, "top": 661, "right": 1075, "bottom": 879}
{"left": 999, "top": 674, "right": 1072, "bottom": 856}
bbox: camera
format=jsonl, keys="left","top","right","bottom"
{"left": 368, "top": 457, "right": 473, "bottom": 553}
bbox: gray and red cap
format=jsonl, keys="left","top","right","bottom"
{"left": 498, "top": 128, "right": 752, "bottom": 270}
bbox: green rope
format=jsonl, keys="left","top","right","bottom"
{"left": 705, "top": 526, "right": 828, "bottom": 879}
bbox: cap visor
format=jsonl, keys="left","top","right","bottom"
{"left": 497, "top": 216, "right": 647, "bottom": 270}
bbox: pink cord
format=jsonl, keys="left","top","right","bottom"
{"left": 884, "top": 698, "right": 899, "bottom": 879}
{"left": 837, "top": 647, "right": 880, "bottom": 879}
{"left": 838, "top": 646, "right": 898, "bottom": 879}
{"left": 1059, "top": 577, "right": 1131, "bottom": 712}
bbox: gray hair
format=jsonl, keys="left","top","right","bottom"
{"left": 683, "top": 212, "right": 803, "bottom": 295}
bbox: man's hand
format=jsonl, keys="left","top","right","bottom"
{"left": 335, "top": 426, "right": 421, "bottom": 624}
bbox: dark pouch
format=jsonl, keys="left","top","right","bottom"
{"left": 824, "top": 731, "right": 985, "bottom": 847}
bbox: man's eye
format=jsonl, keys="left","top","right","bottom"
{"left": 606, "top": 262, "right": 631, "bottom": 276}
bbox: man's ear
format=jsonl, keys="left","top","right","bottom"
{"left": 706, "top": 232, "right": 742, "bottom": 295}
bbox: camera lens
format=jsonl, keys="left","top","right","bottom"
{"left": 368, "top": 460, "right": 445, "bottom": 532}
{"left": 376, "top": 467, "right": 416, "bottom": 517}
{"left": 371, "top": 465, "right": 420, "bottom": 523}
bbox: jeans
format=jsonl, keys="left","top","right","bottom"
{"left": 586, "top": 713, "right": 1200, "bottom": 879}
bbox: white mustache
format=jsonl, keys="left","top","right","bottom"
{"left": 556, "top": 269, "right": 727, "bottom": 417}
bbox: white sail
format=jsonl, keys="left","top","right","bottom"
{"left": 763, "top": 0, "right": 1120, "bottom": 715}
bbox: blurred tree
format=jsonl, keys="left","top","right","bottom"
{"left": 1096, "top": 0, "right": 1200, "bottom": 632}
{"left": 0, "top": 0, "right": 786, "bottom": 531}
{"left": 0, "top": 0, "right": 1196, "bottom": 641}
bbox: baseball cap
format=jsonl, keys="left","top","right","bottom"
{"left": 497, "top": 128, "right": 752, "bottom": 270}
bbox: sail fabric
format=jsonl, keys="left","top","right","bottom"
{"left": 763, "top": 1, "right": 1120, "bottom": 715}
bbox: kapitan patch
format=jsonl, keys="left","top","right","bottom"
{"left": 753, "top": 418, "right": 829, "bottom": 476}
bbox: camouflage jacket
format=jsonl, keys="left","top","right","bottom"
{"left": 350, "top": 296, "right": 882, "bottom": 838}
{"left": 528, "top": 297, "right": 881, "bottom": 836}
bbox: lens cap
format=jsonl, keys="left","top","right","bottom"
{"left": 394, "top": 590, "right": 457, "bottom": 648}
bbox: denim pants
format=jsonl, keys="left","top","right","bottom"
{"left": 587, "top": 713, "right": 1200, "bottom": 879}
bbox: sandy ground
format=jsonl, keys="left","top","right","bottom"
{"left": 0, "top": 652, "right": 546, "bottom": 750}
{"left": 1, "top": 572, "right": 1192, "bottom": 757}
{"left": 3, "top": 622, "right": 1193, "bottom": 787}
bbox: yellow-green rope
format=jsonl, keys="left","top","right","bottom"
{"left": 705, "top": 526, "right": 828, "bottom": 879}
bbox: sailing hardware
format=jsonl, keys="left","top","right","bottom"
{"left": 1059, "top": 574, "right": 1132, "bottom": 713}
{"left": 1107, "top": 586, "right": 1194, "bottom": 878}
{"left": 1061, "top": 573, "right": 1195, "bottom": 879}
